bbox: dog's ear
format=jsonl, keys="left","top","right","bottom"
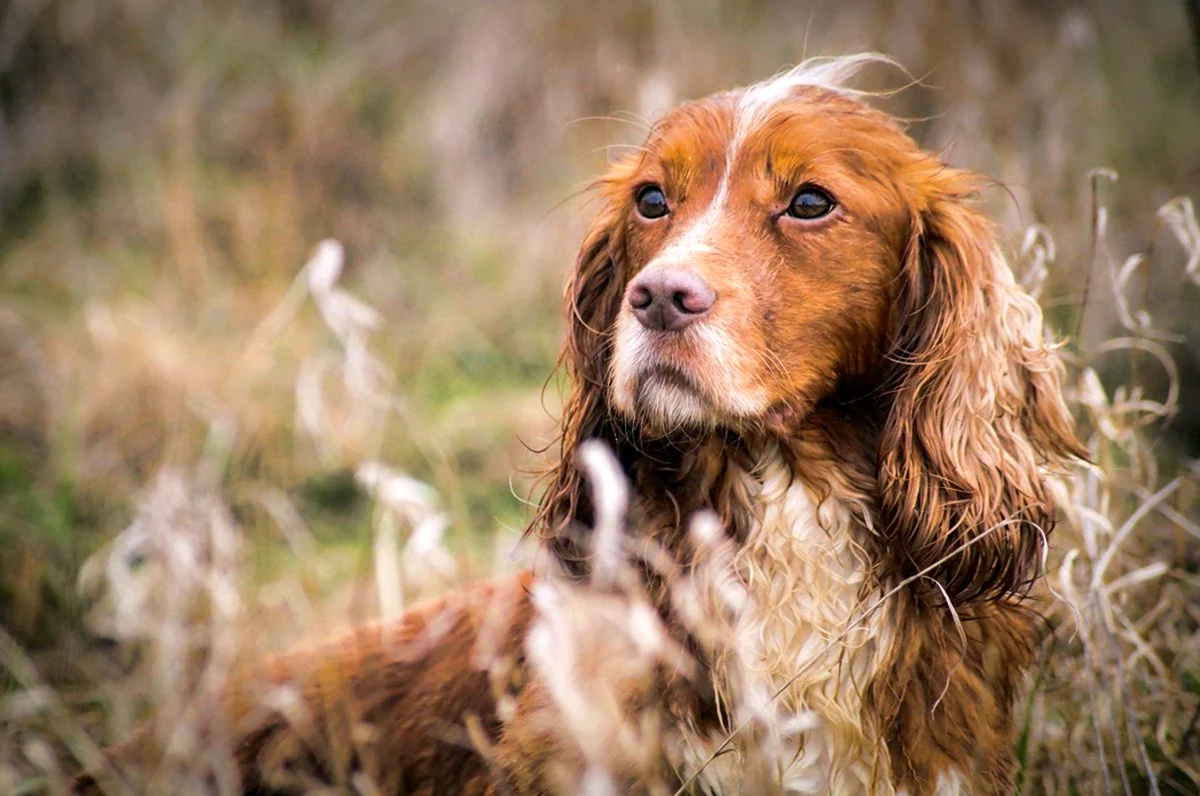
{"left": 878, "top": 166, "right": 1084, "bottom": 605}
{"left": 531, "top": 166, "right": 636, "bottom": 576}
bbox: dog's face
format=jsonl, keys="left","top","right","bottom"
{"left": 605, "top": 86, "right": 924, "bottom": 435}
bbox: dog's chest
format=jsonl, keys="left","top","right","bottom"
{"left": 675, "top": 457, "right": 897, "bottom": 794}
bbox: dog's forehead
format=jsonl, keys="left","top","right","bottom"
{"left": 644, "top": 85, "right": 878, "bottom": 164}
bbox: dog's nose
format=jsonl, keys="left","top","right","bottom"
{"left": 627, "top": 269, "right": 715, "bottom": 332}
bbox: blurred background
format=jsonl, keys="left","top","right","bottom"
{"left": 1, "top": 0, "right": 1199, "bottom": 792}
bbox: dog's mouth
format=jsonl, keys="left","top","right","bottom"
{"left": 611, "top": 315, "right": 778, "bottom": 433}
{"left": 637, "top": 364, "right": 696, "bottom": 395}
{"left": 625, "top": 362, "right": 808, "bottom": 438}
{"left": 629, "top": 364, "right": 715, "bottom": 430}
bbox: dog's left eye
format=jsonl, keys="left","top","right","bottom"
{"left": 787, "top": 186, "right": 835, "bottom": 220}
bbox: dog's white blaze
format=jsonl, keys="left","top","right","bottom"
{"left": 648, "top": 183, "right": 727, "bottom": 275}
{"left": 661, "top": 53, "right": 891, "bottom": 267}
{"left": 678, "top": 447, "right": 898, "bottom": 794}
{"left": 737, "top": 53, "right": 888, "bottom": 132}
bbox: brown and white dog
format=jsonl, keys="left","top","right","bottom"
{"left": 75, "top": 54, "right": 1082, "bottom": 795}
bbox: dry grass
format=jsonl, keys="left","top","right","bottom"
{"left": 1017, "top": 182, "right": 1200, "bottom": 795}
{"left": 1, "top": 0, "right": 1199, "bottom": 793}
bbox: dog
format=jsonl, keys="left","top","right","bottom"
{"left": 74, "top": 53, "right": 1082, "bottom": 795}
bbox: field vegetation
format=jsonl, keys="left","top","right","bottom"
{"left": 1, "top": 0, "right": 1199, "bottom": 792}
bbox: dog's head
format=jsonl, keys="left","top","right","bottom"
{"left": 540, "top": 55, "right": 1083, "bottom": 604}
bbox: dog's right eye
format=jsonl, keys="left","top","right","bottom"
{"left": 635, "top": 186, "right": 670, "bottom": 219}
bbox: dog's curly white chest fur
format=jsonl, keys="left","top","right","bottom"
{"left": 675, "top": 447, "right": 907, "bottom": 795}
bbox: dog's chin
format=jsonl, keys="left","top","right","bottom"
{"left": 616, "top": 366, "right": 817, "bottom": 440}
{"left": 632, "top": 371, "right": 712, "bottom": 432}
{"left": 617, "top": 366, "right": 743, "bottom": 437}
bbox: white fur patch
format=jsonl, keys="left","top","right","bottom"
{"left": 676, "top": 447, "right": 897, "bottom": 795}
{"left": 610, "top": 313, "right": 767, "bottom": 427}
{"left": 734, "top": 53, "right": 895, "bottom": 137}
{"left": 933, "top": 769, "right": 967, "bottom": 796}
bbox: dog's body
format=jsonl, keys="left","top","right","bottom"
{"left": 74, "top": 55, "right": 1081, "bottom": 795}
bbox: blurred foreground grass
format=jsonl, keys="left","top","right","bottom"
{"left": 2, "top": 0, "right": 1200, "bottom": 792}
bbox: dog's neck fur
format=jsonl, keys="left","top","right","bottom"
{"left": 609, "top": 413, "right": 909, "bottom": 793}
{"left": 619, "top": 407, "right": 880, "bottom": 536}
{"left": 544, "top": 406, "right": 1031, "bottom": 794}
{"left": 678, "top": 441, "right": 899, "bottom": 794}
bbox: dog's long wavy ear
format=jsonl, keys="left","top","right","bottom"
{"left": 529, "top": 177, "right": 634, "bottom": 578}
{"left": 878, "top": 166, "right": 1085, "bottom": 606}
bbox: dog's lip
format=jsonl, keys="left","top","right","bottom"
{"left": 631, "top": 362, "right": 710, "bottom": 417}
{"left": 639, "top": 363, "right": 697, "bottom": 390}
{"left": 636, "top": 363, "right": 802, "bottom": 432}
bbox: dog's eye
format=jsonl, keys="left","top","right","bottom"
{"left": 635, "top": 185, "right": 670, "bottom": 219}
{"left": 787, "top": 186, "right": 835, "bottom": 220}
